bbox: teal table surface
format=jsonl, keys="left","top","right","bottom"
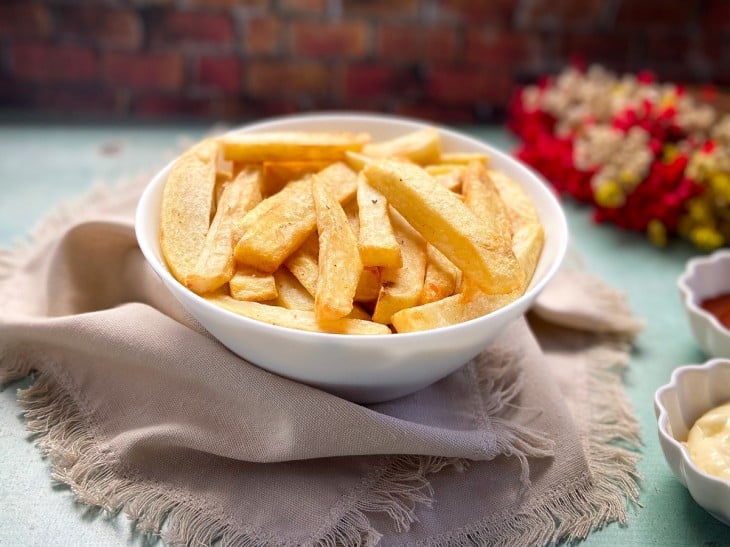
{"left": 0, "top": 121, "right": 727, "bottom": 546}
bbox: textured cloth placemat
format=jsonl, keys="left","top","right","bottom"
{"left": 0, "top": 168, "right": 642, "bottom": 546}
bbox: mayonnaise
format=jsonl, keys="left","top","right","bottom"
{"left": 685, "top": 402, "right": 730, "bottom": 481}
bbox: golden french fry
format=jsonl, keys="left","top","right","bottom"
{"left": 284, "top": 232, "right": 319, "bottom": 296}
{"left": 363, "top": 159, "right": 522, "bottom": 294}
{"left": 235, "top": 162, "right": 358, "bottom": 272}
{"left": 489, "top": 169, "right": 541, "bottom": 232}
{"left": 313, "top": 177, "right": 363, "bottom": 321}
{"left": 273, "top": 267, "right": 372, "bottom": 320}
{"left": 216, "top": 150, "right": 234, "bottom": 182}
{"left": 207, "top": 294, "right": 391, "bottom": 335}
{"left": 511, "top": 223, "right": 544, "bottom": 291}
{"left": 219, "top": 131, "right": 370, "bottom": 163}
{"left": 355, "top": 267, "right": 381, "bottom": 302}
{"left": 185, "top": 168, "right": 264, "bottom": 295}
{"left": 273, "top": 267, "right": 314, "bottom": 310}
{"left": 433, "top": 168, "right": 464, "bottom": 192}
{"left": 229, "top": 266, "right": 278, "bottom": 302}
{"left": 160, "top": 139, "right": 218, "bottom": 284}
{"left": 419, "top": 244, "right": 461, "bottom": 304}
{"left": 371, "top": 210, "right": 427, "bottom": 324}
{"left": 459, "top": 161, "right": 523, "bottom": 294}
{"left": 261, "top": 160, "right": 330, "bottom": 196}
{"left": 362, "top": 128, "right": 441, "bottom": 165}
{"left": 440, "top": 152, "right": 489, "bottom": 165}
{"left": 344, "top": 150, "right": 373, "bottom": 171}
{"left": 356, "top": 174, "right": 402, "bottom": 268}
{"left": 395, "top": 223, "right": 544, "bottom": 333}
{"left": 391, "top": 291, "right": 515, "bottom": 333}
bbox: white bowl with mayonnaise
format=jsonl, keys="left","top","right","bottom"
{"left": 654, "top": 358, "right": 730, "bottom": 525}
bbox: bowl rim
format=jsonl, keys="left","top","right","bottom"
{"left": 655, "top": 357, "right": 730, "bottom": 488}
{"left": 678, "top": 248, "right": 730, "bottom": 337}
{"left": 135, "top": 111, "right": 569, "bottom": 341}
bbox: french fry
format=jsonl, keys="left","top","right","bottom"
{"left": 460, "top": 161, "right": 523, "bottom": 295}
{"left": 439, "top": 152, "right": 489, "bottom": 165}
{"left": 363, "top": 159, "right": 522, "bottom": 294}
{"left": 394, "top": 221, "right": 544, "bottom": 333}
{"left": 229, "top": 266, "right": 278, "bottom": 302}
{"left": 261, "top": 160, "right": 330, "bottom": 196}
{"left": 207, "top": 294, "right": 391, "bottom": 335}
{"left": 356, "top": 174, "right": 402, "bottom": 268}
{"left": 160, "top": 139, "right": 218, "bottom": 283}
{"left": 344, "top": 150, "right": 373, "bottom": 171}
{"left": 273, "top": 267, "right": 314, "bottom": 310}
{"left": 489, "top": 169, "right": 541, "bottom": 231}
{"left": 273, "top": 267, "right": 372, "bottom": 320}
{"left": 216, "top": 151, "right": 235, "bottom": 182}
{"left": 419, "top": 244, "right": 461, "bottom": 304}
{"left": 234, "top": 162, "right": 358, "bottom": 272}
{"left": 362, "top": 128, "right": 441, "bottom": 165}
{"left": 433, "top": 168, "right": 464, "bottom": 192}
{"left": 511, "top": 223, "right": 544, "bottom": 291}
{"left": 355, "top": 267, "right": 381, "bottom": 302}
{"left": 219, "top": 131, "right": 370, "bottom": 163}
{"left": 284, "top": 233, "right": 319, "bottom": 296}
{"left": 186, "top": 168, "right": 264, "bottom": 295}
{"left": 312, "top": 177, "right": 363, "bottom": 321}
{"left": 371, "top": 210, "right": 427, "bottom": 324}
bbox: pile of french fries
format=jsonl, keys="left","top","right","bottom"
{"left": 159, "top": 127, "right": 544, "bottom": 335}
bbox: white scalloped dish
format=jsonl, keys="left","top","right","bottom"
{"left": 678, "top": 249, "right": 730, "bottom": 359}
{"left": 654, "top": 359, "right": 730, "bottom": 525}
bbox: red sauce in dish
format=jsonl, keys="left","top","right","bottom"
{"left": 700, "top": 293, "right": 730, "bottom": 330}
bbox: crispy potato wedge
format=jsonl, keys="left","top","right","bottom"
{"left": 160, "top": 139, "right": 218, "bottom": 283}
{"left": 440, "top": 152, "right": 489, "bottom": 165}
{"left": 344, "top": 150, "right": 373, "bottom": 171}
{"left": 372, "top": 210, "right": 427, "bottom": 324}
{"left": 261, "top": 160, "right": 330, "bottom": 196}
{"left": 219, "top": 131, "right": 370, "bottom": 163}
{"left": 362, "top": 128, "right": 441, "bottom": 165}
{"left": 433, "top": 168, "right": 464, "bottom": 192}
{"left": 186, "top": 168, "right": 264, "bottom": 295}
{"left": 394, "top": 222, "right": 544, "bottom": 333}
{"left": 273, "top": 267, "right": 314, "bottom": 310}
{"left": 459, "top": 161, "right": 523, "bottom": 294}
{"left": 419, "top": 244, "right": 461, "bottom": 304}
{"left": 313, "top": 177, "right": 363, "bottom": 321}
{"left": 235, "top": 162, "right": 358, "bottom": 272}
{"left": 207, "top": 294, "right": 391, "bottom": 335}
{"left": 284, "top": 232, "right": 319, "bottom": 296}
{"left": 273, "top": 267, "right": 372, "bottom": 320}
{"left": 363, "top": 159, "right": 522, "bottom": 294}
{"left": 355, "top": 267, "right": 381, "bottom": 303}
{"left": 489, "top": 169, "right": 541, "bottom": 232}
{"left": 357, "top": 174, "right": 402, "bottom": 268}
{"left": 229, "top": 266, "right": 278, "bottom": 302}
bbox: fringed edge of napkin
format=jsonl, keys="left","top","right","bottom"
{"left": 0, "top": 342, "right": 554, "bottom": 547}
{"left": 420, "top": 329, "right": 642, "bottom": 546}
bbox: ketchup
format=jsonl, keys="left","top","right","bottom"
{"left": 700, "top": 293, "right": 730, "bottom": 330}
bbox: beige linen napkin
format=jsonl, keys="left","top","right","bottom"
{"left": 0, "top": 172, "right": 642, "bottom": 546}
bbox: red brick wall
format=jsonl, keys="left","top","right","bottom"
{"left": 1, "top": 0, "right": 728, "bottom": 123}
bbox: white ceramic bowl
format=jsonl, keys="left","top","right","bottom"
{"left": 654, "top": 358, "right": 730, "bottom": 525}
{"left": 678, "top": 249, "right": 730, "bottom": 359}
{"left": 135, "top": 113, "right": 568, "bottom": 403}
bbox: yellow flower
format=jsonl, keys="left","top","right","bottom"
{"left": 710, "top": 171, "right": 730, "bottom": 202}
{"left": 690, "top": 225, "right": 724, "bottom": 251}
{"left": 647, "top": 219, "right": 668, "bottom": 247}
{"left": 594, "top": 180, "right": 624, "bottom": 208}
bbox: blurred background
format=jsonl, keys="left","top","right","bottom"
{"left": 1, "top": 0, "right": 728, "bottom": 124}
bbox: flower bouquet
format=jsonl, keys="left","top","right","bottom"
{"left": 509, "top": 65, "right": 730, "bottom": 250}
